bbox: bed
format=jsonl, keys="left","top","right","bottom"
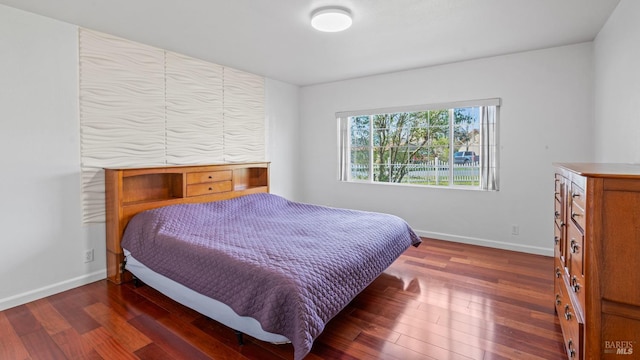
{"left": 105, "top": 163, "right": 421, "bottom": 359}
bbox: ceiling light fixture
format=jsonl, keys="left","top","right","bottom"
{"left": 311, "top": 7, "right": 352, "bottom": 32}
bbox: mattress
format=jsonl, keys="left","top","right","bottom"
{"left": 122, "top": 193, "right": 421, "bottom": 359}
{"left": 123, "top": 249, "right": 289, "bottom": 343}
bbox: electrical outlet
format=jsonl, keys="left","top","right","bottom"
{"left": 511, "top": 225, "right": 519, "bottom": 235}
{"left": 84, "top": 249, "right": 94, "bottom": 263}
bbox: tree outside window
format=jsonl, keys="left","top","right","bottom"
{"left": 347, "top": 107, "right": 480, "bottom": 187}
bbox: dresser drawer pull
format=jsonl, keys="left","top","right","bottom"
{"left": 555, "top": 211, "right": 560, "bottom": 219}
{"left": 568, "top": 339, "right": 576, "bottom": 358}
{"left": 208, "top": 187, "right": 213, "bottom": 191}
{"left": 560, "top": 221, "right": 565, "bottom": 227}
{"left": 572, "top": 192, "right": 580, "bottom": 198}
{"left": 554, "top": 236, "right": 559, "bottom": 245}
{"left": 208, "top": 175, "right": 212, "bottom": 179}
{"left": 555, "top": 294, "right": 561, "bottom": 306}
{"left": 570, "top": 239, "right": 579, "bottom": 253}
{"left": 555, "top": 267, "right": 561, "bottom": 278}
{"left": 571, "top": 212, "right": 582, "bottom": 220}
{"left": 571, "top": 276, "right": 581, "bottom": 292}
{"left": 564, "top": 304, "right": 572, "bottom": 321}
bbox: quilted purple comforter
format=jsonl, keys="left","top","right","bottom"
{"left": 122, "top": 193, "right": 421, "bottom": 359}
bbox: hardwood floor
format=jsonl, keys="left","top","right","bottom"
{"left": 0, "top": 238, "right": 566, "bottom": 359}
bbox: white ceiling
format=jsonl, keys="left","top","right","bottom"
{"left": 0, "top": 0, "right": 620, "bottom": 86}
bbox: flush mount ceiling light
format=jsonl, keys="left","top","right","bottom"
{"left": 311, "top": 7, "right": 352, "bottom": 32}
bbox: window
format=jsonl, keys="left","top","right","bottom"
{"left": 338, "top": 99, "right": 499, "bottom": 190}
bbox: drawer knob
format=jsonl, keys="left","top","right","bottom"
{"left": 208, "top": 187, "right": 213, "bottom": 191}
{"left": 564, "top": 304, "right": 572, "bottom": 321}
{"left": 571, "top": 276, "right": 581, "bottom": 292}
{"left": 555, "top": 294, "right": 561, "bottom": 306}
{"left": 572, "top": 192, "right": 580, "bottom": 198}
{"left": 555, "top": 267, "right": 561, "bottom": 278}
{"left": 570, "top": 239, "right": 579, "bottom": 253}
{"left": 571, "top": 212, "right": 582, "bottom": 219}
{"left": 568, "top": 339, "right": 576, "bottom": 357}
{"left": 554, "top": 211, "right": 560, "bottom": 219}
{"left": 554, "top": 236, "right": 559, "bottom": 245}
{"left": 208, "top": 175, "right": 212, "bottom": 179}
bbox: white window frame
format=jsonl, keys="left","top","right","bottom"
{"left": 337, "top": 98, "right": 500, "bottom": 191}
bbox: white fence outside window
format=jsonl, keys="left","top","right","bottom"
{"left": 351, "top": 159, "right": 480, "bottom": 186}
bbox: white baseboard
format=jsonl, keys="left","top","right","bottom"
{"left": 414, "top": 229, "right": 554, "bottom": 257}
{"left": 0, "top": 270, "right": 106, "bottom": 311}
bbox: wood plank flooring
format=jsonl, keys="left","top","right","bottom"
{"left": 0, "top": 238, "right": 566, "bottom": 359}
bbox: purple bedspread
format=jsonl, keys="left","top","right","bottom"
{"left": 122, "top": 193, "right": 421, "bottom": 360}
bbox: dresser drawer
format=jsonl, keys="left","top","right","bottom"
{"left": 187, "top": 170, "right": 233, "bottom": 185}
{"left": 554, "top": 257, "right": 565, "bottom": 292}
{"left": 556, "top": 280, "right": 584, "bottom": 360}
{"left": 564, "top": 320, "right": 583, "bottom": 360}
{"left": 567, "top": 222, "right": 585, "bottom": 312}
{"left": 554, "top": 222, "right": 565, "bottom": 263}
{"left": 555, "top": 175, "right": 563, "bottom": 202}
{"left": 570, "top": 182, "right": 585, "bottom": 231}
{"left": 186, "top": 180, "right": 232, "bottom": 197}
{"left": 554, "top": 197, "right": 564, "bottom": 229}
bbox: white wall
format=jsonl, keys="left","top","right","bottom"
{"left": 593, "top": 0, "right": 639, "bottom": 162}
{"left": 0, "top": 5, "right": 106, "bottom": 310}
{"left": 299, "top": 44, "right": 594, "bottom": 255}
{"left": 0, "top": 5, "right": 300, "bottom": 310}
{"left": 266, "top": 78, "right": 300, "bottom": 200}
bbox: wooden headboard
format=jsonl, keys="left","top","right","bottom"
{"left": 104, "top": 162, "right": 270, "bottom": 284}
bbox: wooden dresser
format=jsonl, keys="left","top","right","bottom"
{"left": 554, "top": 163, "right": 640, "bottom": 359}
{"left": 105, "top": 162, "right": 269, "bottom": 284}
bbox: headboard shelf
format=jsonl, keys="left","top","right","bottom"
{"left": 105, "top": 162, "right": 270, "bottom": 283}
{"left": 122, "top": 173, "right": 184, "bottom": 204}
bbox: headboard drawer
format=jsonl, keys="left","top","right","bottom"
{"left": 187, "top": 170, "right": 233, "bottom": 184}
{"left": 187, "top": 181, "right": 233, "bottom": 197}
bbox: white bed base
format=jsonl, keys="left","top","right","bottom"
{"left": 124, "top": 250, "right": 290, "bottom": 344}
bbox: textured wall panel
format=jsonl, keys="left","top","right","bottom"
{"left": 165, "top": 51, "right": 224, "bottom": 164}
{"left": 79, "top": 29, "right": 165, "bottom": 222}
{"left": 80, "top": 168, "right": 106, "bottom": 223}
{"left": 79, "top": 29, "right": 266, "bottom": 223}
{"left": 223, "top": 67, "right": 265, "bottom": 162}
